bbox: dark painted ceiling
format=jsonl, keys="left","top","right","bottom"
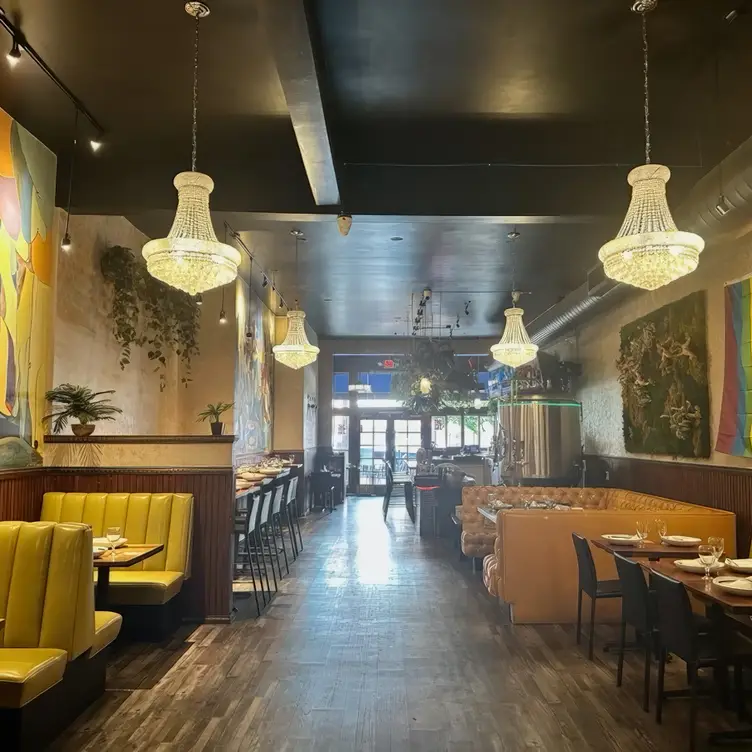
{"left": 1, "top": 0, "right": 751, "bottom": 336}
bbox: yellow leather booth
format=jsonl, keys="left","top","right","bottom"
{"left": 0, "top": 521, "right": 121, "bottom": 749}
{"left": 466, "top": 486, "right": 737, "bottom": 624}
{"left": 41, "top": 492, "right": 194, "bottom": 607}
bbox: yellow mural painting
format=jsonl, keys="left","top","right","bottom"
{"left": 0, "top": 107, "right": 56, "bottom": 467}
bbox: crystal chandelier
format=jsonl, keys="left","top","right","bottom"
{"left": 273, "top": 308, "right": 319, "bottom": 370}
{"left": 491, "top": 292, "right": 538, "bottom": 369}
{"left": 142, "top": 2, "right": 240, "bottom": 295}
{"left": 598, "top": 1, "right": 703, "bottom": 291}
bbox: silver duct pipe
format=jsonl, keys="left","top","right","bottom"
{"left": 528, "top": 131, "right": 752, "bottom": 347}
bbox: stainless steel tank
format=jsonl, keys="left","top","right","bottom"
{"left": 498, "top": 396, "right": 582, "bottom": 484}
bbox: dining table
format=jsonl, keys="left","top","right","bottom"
{"left": 643, "top": 558, "right": 752, "bottom": 746}
{"left": 478, "top": 506, "right": 498, "bottom": 524}
{"left": 591, "top": 537, "right": 705, "bottom": 561}
{"left": 94, "top": 544, "right": 164, "bottom": 606}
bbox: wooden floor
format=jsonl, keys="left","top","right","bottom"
{"left": 55, "top": 497, "right": 749, "bottom": 751}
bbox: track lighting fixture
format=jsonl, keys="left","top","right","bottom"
{"left": 195, "top": 293, "right": 203, "bottom": 306}
{"left": 7, "top": 38, "right": 21, "bottom": 67}
{"left": 717, "top": 195, "right": 731, "bottom": 216}
{"left": 262, "top": 276, "right": 268, "bottom": 288}
{"left": 61, "top": 233, "right": 72, "bottom": 252}
{"left": 61, "top": 108, "right": 78, "bottom": 254}
{"left": 89, "top": 135, "right": 103, "bottom": 153}
{"left": 219, "top": 309, "right": 227, "bottom": 324}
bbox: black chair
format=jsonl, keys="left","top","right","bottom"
{"left": 383, "top": 462, "right": 394, "bottom": 520}
{"left": 614, "top": 554, "right": 656, "bottom": 711}
{"left": 572, "top": 533, "right": 622, "bottom": 660}
{"left": 258, "top": 486, "right": 279, "bottom": 592}
{"left": 285, "top": 475, "right": 303, "bottom": 555}
{"left": 651, "top": 570, "right": 751, "bottom": 752}
{"left": 311, "top": 471, "right": 335, "bottom": 511}
{"left": 242, "top": 488, "right": 269, "bottom": 615}
{"left": 271, "top": 480, "right": 291, "bottom": 576}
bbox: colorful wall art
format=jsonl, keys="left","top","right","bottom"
{"left": 0, "top": 108, "right": 56, "bottom": 468}
{"left": 617, "top": 291, "right": 710, "bottom": 458}
{"left": 233, "top": 277, "right": 274, "bottom": 464}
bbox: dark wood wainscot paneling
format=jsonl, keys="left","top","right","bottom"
{"left": 587, "top": 455, "right": 752, "bottom": 556}
{"left": 0, "top": 466, "right": 234, "bottom": 623}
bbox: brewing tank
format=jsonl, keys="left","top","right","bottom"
{"left": 498, "top": 396, "right": 582, "bottom": 484}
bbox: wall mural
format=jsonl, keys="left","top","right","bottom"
{"left": 0, "top": 108, "right": 56, "bottom": 468}
{"left": 233, "top": 278, "right": 273, "bottom": 464}
{"left": 617, "top": 291, "right": 709, "bottom": 458}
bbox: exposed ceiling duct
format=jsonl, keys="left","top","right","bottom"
{"left": 528, "top": 131, "right": 752, "bottom": 347}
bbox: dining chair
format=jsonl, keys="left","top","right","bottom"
{"left": 283, "top": 475, "right": 301, "bottom": 558}
{"left": 614, "top": 553, "right": 656, "bottom": 711}
{"left": 243, "top": 488, "right": 267, "bottom": 614}
{"left": 258, "top": 486, "right": 279, "bottom": 592}
{"left": 572, "top": 533, "right": 622, "bottom": 660}
{"left": 271, "top": 481, "right": 290, "bottom": 576}
{"left": 650, "top": 570, "right": 751, "bottom": 752}
{"left": 383, "top": 462, "right": 394, "bottom": 520}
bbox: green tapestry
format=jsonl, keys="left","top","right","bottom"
{"left": 617, "top": 291, "right": 710, "bottom": 458}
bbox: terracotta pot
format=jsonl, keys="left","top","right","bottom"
{"left": 210, "top": 422, "right": 224, "bottom": 436}
{"left": 72, "top": 423, "right": 95, "bottom": 437}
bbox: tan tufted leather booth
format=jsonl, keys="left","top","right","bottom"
{"left": 466, "top": 486, "right": 737, "bottom": 624}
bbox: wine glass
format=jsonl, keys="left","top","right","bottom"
{"left": 708, "top": 536, "right": 725, "bottom": 564}
{"left": 106, "top": 526, "right": 121, "bottom": 559}
{"left": 636, "top": 520, "right": 649, "bottom": 547}
{"left": 654, "top": 518, "right": 667, "bottom": 541}
{"left": 698, "top": 544, "right": 716, "bottom": 582}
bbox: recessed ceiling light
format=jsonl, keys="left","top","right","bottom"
{"left": 390, "top": 236, "right": 403, "bottom": 242}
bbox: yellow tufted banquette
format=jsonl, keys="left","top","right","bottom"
{"left": 41, "top": 493, "right": 194, "bottom": 607}
{"left": 0, "top": 521, "right": 121, "bottom": 710}
{"left": 465, "top": 486, "right": 737, "bottom": 624}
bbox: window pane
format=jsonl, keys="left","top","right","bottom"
{"left": 447, "top": 416, "right": 462, "bottom": 446}
{"left": 374, "top": 420, "right": 388, "bottom": 432}
{"left": 394, "top": 420, "right": 407, "bottom": 433}
{"left": 360, "top": 420, "right": 373, "bottom": 433}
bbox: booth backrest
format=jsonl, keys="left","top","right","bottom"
{"left": 0, "top": 521, "right": 94, "bottom": 659}
{"left": 41, "top": 493, "right": 194, "bottom": 577}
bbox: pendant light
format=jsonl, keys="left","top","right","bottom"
{"left": 273, "top": 231, "right": 319, "bottom": 370}
{"left": 142, "top": 2, "right": 240, "bottom": 295}
{"left": 491, "top": 230, "right": 538, "bottom": 368}
{"left": 61, "top": 108, "right": 78, "bottom": 252}
{"left": 598, "top": 1, "right": 704, "bottom": 291}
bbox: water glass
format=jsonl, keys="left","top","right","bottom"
{"left": 636, "top": 520, "right": 649, "bottom": 547}
{"left": 654, "top": 518, "right": 667, "bottom": 540}
{"left": 106, "top": 526, "right": 121, "bottom": 559}
{"left": 708, "top": 536, "right": 725, "bottom": 563}
{"left": 698, "top": 544, "right": 716, "bottom": 581}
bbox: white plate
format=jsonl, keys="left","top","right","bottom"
{"left": 93, "top": 546, "right": 108, "bottom": 559}
{"left": 674, "top": 558, "right": 725, "bottom": 574}
{"left": 713, "top": 576, "right": 752, "bottom": 596}
{"left": 726, "top": 559, "right": 752, "bottom": 573}
{"left": 661, "top": 535, "right": 702, "bottom": 547}
{"left": 93, "top": 537, "right": 128, "bottom": 548}
{"left": 602, "top": 534, "right": 641, "bottom": 545}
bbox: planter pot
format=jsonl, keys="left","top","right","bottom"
{"left": 72, "top": 423, "right": 96, "bottom": 437}
{"left": 210, "top": 422, "right": 224, "bottom": 436}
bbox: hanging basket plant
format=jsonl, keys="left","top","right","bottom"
{"left": 100, "top": 245, "right": 200, "bottom": 390}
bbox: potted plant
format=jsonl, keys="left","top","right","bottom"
{"left": 197, "top": 402, "right": 234, "bottom": 436}
{"left": 44, "top": 384, "right": 123, "bottom": 436}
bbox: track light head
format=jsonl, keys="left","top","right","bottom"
{"left": 89, "top": 135, "right": 104, "bottom": 153}
{"left": 195, "top": 293, "right": 203, "bottom": 306}
{"left": 61, "top": 233, "right": 72, "bottom": 252}
{"left": 219, "top": 309, "right": 227, "bottom": 324}
{"left": 716, "top": 194, "right": 732, "bottom": 216}
{"left": 262, "top": 276, "right": 268, "bottom": 288}
{"left": 7, "top": 39, "right": 21, "bottom": 67}
{"left": 423, "top": 287, "right": 432, "bottom": 300}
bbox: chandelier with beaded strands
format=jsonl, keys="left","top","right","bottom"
{"left": 142, "top": 2, "right": 241, "bottom": 296}
{"left": 598, "top": 0, "right": 704, "bottom": 291}
{"left": 273, "top": 231, "right": 320, "bottom": 370}
{"left": 490, "top": 230, "right": 538, "bottom": 369}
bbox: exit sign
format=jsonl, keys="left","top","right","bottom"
{"left": 382, "top": 359, "right": 395, "bottom": 369}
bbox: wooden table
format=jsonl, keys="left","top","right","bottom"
{"left": 94, "top": 544, "right": 164, "bottom": 606}
{"left": 591, "top": 537, "right": 703, "bottom": 561}
{"left": 478, "top": 507, "right": 497, "bottom": 523}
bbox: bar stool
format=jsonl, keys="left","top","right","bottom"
{"left": 271, "top": 481, "right": 290, "bottom": 575}
{"left": 572, "top": 533, "right": 622, "bottom": 660}
{"left": 242, "top": 488, "right": 268, "bottom": 615}
{"left": 285, "top": 475, "right": 303, "bottom": 555}
{"left": 258, "top": 486, "right": 279, "bottom": 592}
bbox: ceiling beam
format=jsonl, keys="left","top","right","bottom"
{"left": 260, "top": 0, "right": 340, "bottom": 207}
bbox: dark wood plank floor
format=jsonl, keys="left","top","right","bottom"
{"left": 54, "top": 497, "right": 748, "bottom": 751}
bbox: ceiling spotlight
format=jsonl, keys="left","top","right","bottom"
{"left": 507, "top": 230, "right": 521, "bottom": 240}
{"left": 89, "top": 136, "right": 104, "bottom": 153}
{"left": 61, "top": 232, "right": 72, "bottom": 252}
{"left": 337, "top": 211, "right": 352, "bottom": 236}
{"left": 423, "top": 287, "right": 432, "bottom": 300}
{"left": 262, "top": 276, "right": 268, "bottom": 288}
{"left": 716, "top": 194, "right": 732, "bottom": 216}
{"left": 290, "top": 228, "right": 305, "bottom": 239}
{"left": 6, "top": 38, "right": 21, "bottom": 67}
{"left": 390, "top": 236, "right": 403, "bottom": 242}
{"left": 195, "top": 293, "right": 203, "bottom": 306}
{"left": 279, "top": 295, "right": 284, "bottom": 308}
{"left": 219, "top": 309, "right": 227, "bottom": 324}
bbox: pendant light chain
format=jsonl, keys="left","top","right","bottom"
{"left": 191, "top": 13, "right": 201, "bottom": 172}
{"left": 642, "top": 12, "right": 651, "bottom": 165}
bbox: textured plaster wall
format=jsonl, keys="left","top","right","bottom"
{"left": 569, "top": 235, "right": 752, "bottom": 469}
{"left": 53, "top": 211, "right": 180, "bottom": 435}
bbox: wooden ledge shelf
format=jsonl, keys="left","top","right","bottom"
{"left": 44, "top": 435, "right": 236, "bottom": 444}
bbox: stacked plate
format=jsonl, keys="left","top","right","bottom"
{"left": 661, "top": 535, "right": 702, "bottom": 547}
{"left": 725, "top": 559, "right": 752, "bottom": 574}
{"left": 674, "top": 558, "right": 725, "bottom": 574}
{"left": 713, "top": 576, "right": 752, "bottom": 596}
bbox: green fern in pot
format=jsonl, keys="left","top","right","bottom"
{"left": 197, "top": 402, "right": 234, "bottom": 436}
{"left": 44, "top": 384, "right": 123, "bottom": 436}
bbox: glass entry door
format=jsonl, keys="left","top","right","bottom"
{"left": 358, "top": 417, "right": 422, "bottom": 492}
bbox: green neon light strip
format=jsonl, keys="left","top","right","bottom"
{"left": 502, "top": 401, "right": 581, "bottom": 408}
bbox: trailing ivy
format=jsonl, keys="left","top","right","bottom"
{"left": 100, "top": 245, "right": 200, "bottom": 390}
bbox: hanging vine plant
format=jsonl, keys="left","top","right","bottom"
{"left": 100, "top": 245, "right": 200, "bottom": 390}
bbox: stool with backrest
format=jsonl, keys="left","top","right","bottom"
{"left": 242, "top": 488, "right": 267, "bottom": 614}
{"left": 258, "top": 485, "right": 279, "bottom": 592}
{"left": 571, "top": 533, "right": 622, "bottom": 660}
{"left": 383, "top": 462, "right": 394, "bottom": 520}
{"left": 285, "top": 475, "right": 302, "bottom": 555}
{"left": 651, "top": 569, "right": 752, "bottom": 752}
{"left": 278, "top": 475, "right": 298, "bottom": 560}
{"left": 271, "top": 479, "right": 290, "bottom": 576}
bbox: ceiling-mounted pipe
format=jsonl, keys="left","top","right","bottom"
{"left": 528, "top": 130, "right": 752, "bottom": 347}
